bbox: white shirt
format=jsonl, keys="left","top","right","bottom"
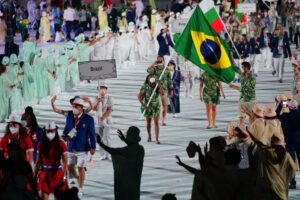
{"left": 63, "top": 8, "right": 75, "bottom": 21}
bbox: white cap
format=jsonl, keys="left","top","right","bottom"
{"left": 6, "top": 115, "right": 22, "bottom": 124}
{"left": 45, "top": 122, "right": 57, "bottom": 130}
{"left": 99, "top": 82, "right": 108, "bottom": 89}
{"left": 98, "top": 6, "right": 104, "bottom": 11}
{"left": 73, "top": 98, "right": 85, "bottom": 107}
{"left": 121, "top": 12, "right": 126, "bottom": 17}
{"left": 152, "top": 9, "right": 157, "bottom": 14}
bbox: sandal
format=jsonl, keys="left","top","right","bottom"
{"left": 162, "top": 123, "right": 167, "bottom": 126}
{"left": 155, "top": 141, "right": 161, "bottom": 144}
{"left": 206, "top": 126, "right": 212, "bottom": 129}
{"left": 147, "top": 138, "right": 152, "bottom": 142}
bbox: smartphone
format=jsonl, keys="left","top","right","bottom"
{"left": 282, "top": 101, "right": 287, "bottom": 107}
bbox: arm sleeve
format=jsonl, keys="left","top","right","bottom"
{"left": 89, "top": 118, "right": 96, "bottom": 149}
{"left": 60, "top": 141, "right": 67, "bottom": 153}
{"left": 26, "top": 135, "right": 34, "bottom": 151}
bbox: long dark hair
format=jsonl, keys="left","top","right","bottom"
{"left": 5, "top": 123, "right": 27, "bottom": 137}
{"left": 22, "top": 106, "right": 40, "bottom": 135}
{"left": 39, "top": 129, "right": 62, "bottom": 162}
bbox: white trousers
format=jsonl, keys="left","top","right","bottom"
{"left": 273, "top": 56, "right": 285, "bottom": 80}
{"left": 98, "top": 125, "right": 111, "bottom": 158}
{"left": 184, "top": 74, "right": 195, "bottom": 97}
{"left": 260, "top": 47, "right": 273, "bottom": 69}
{"left": 250, "top": 54, "right": 261, "bottom": 74}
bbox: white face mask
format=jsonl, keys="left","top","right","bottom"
{"left": 9, "top": 127, "right": 19, "bottom": 134}
{"left": 72, "top": 108, "right": 80, "bottom": 115}
{"left": 149, "top": 77, "right": 156, "bottom": 83}
{"left": 162, "top": 33, "right": 167, "bottom": 37}
{"left": 46, "top": 132, "right": 56, "bottom": 141}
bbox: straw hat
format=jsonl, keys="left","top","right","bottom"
{"left": 264, "top": 104, "right": 277, "bottom": 118}
{"left": 227, "top": 121, "right": 239, "bottom": 136}
{"left": 284, "top": 92, "right": 293, "bottom": 100}
{"left": 276, "top": 94, "right": 288, "bottom": 102}
{"left": 252, "top": 104, "right": 265, "bottom": 118}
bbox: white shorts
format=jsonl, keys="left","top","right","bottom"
{"left": 68, "top": 152, "right": 88, "bottom": 168}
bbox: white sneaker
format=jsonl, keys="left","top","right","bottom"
{"left": 78, "top": 188, "right": 83, "bottom": 196}
{"left": 99, "top": 156, "right": 107, "bottom": 160}
{"left": 173, "top": 114, "right": 178, "bottom": 118}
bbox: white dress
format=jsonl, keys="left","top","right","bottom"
{"left": 93, "top": 38, "right": 107, "bottom": 61}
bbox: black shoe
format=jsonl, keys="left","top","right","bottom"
{"left": 272, "top": 71, "right": 276, "bottom": 76}
{"left": 96, "top": 134, "right": 101, "bottom": 145}
{"left": 279, "top": 79, "right": 283, "bottom": 83}
{"left": 289, "top": 185, "right": 296, "bottom": 189}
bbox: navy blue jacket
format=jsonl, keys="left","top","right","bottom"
{"left": 271, "top": 32, "right": 291, "bottom": 58}
{"left": 249, "top": 37, "right": 261, "bottom": 54}
{"left": 126, "top": 10, "right": 136, "bottom": 24}
{"left": 63, "top": 111, "right": 96, "bottom": 152}
{"left": 232, "top": 42, "right": 243, "bottom": 59}
{"left": 157, "top": 32, "right": 174, "bottom": 56}
{"left": 168, "top": 69, "right": 181, "bottom": 114}
{"left": 240, "top": 41, "right": 250, "bottom": 59}
{"left": 259, "top": 33, "right": 273, "bottom": 49}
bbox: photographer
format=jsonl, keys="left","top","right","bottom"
{"left": 276, "top": 99, "right": 300, "bottom": 189}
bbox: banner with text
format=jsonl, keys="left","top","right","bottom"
{"left": 79, "top": 59, "right": 117, "bottom": 81}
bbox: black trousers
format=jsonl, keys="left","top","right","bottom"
{"left": 66, "top": 21, "right": 73, "bottom": 40}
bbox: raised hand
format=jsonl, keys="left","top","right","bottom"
{"left": 204, "top": 142, "right": 208, "bottom": 155}
{"left": 175, "top": 155, "right": 183, "bottom": 166}
{"left": 51, "top": 95, "right": 57, "bottom": 104}
{"left": 117, "top": 129, "right": 126, "bottom": 141}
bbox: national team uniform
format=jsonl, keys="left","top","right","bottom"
{"left": 37, "top": 140, "right": 67, "bottom": 194}
{"left": 0, "top": 133, "right": 33, "bottom": 159}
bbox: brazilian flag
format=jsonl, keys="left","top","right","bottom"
{"left": 174, "top": 6, "right": 235, "bottom": 83}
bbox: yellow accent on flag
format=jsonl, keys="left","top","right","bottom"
{"left": 190, "top": 30, "right": 231, "bottom": 69}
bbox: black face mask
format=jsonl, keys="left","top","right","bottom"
{"left": 20, "top": 61, "right": 24, "bottom": 68}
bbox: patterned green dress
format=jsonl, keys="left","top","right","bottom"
{"left": 201, "top": 72, "right": 220, "bottom": 105}
{"left": 140, "top": 83, "right": 161, "bottom": 118}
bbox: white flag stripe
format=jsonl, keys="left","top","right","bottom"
{"left": 199, "top": 0, "right": 215, "bottom": 13}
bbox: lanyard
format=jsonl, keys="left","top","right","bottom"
{"left": 73, "top": 114, "right": 82, "bottom": 129}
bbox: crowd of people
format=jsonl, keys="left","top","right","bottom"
{"left": 1, "top": 0, "right": 300, "bottom": 200}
